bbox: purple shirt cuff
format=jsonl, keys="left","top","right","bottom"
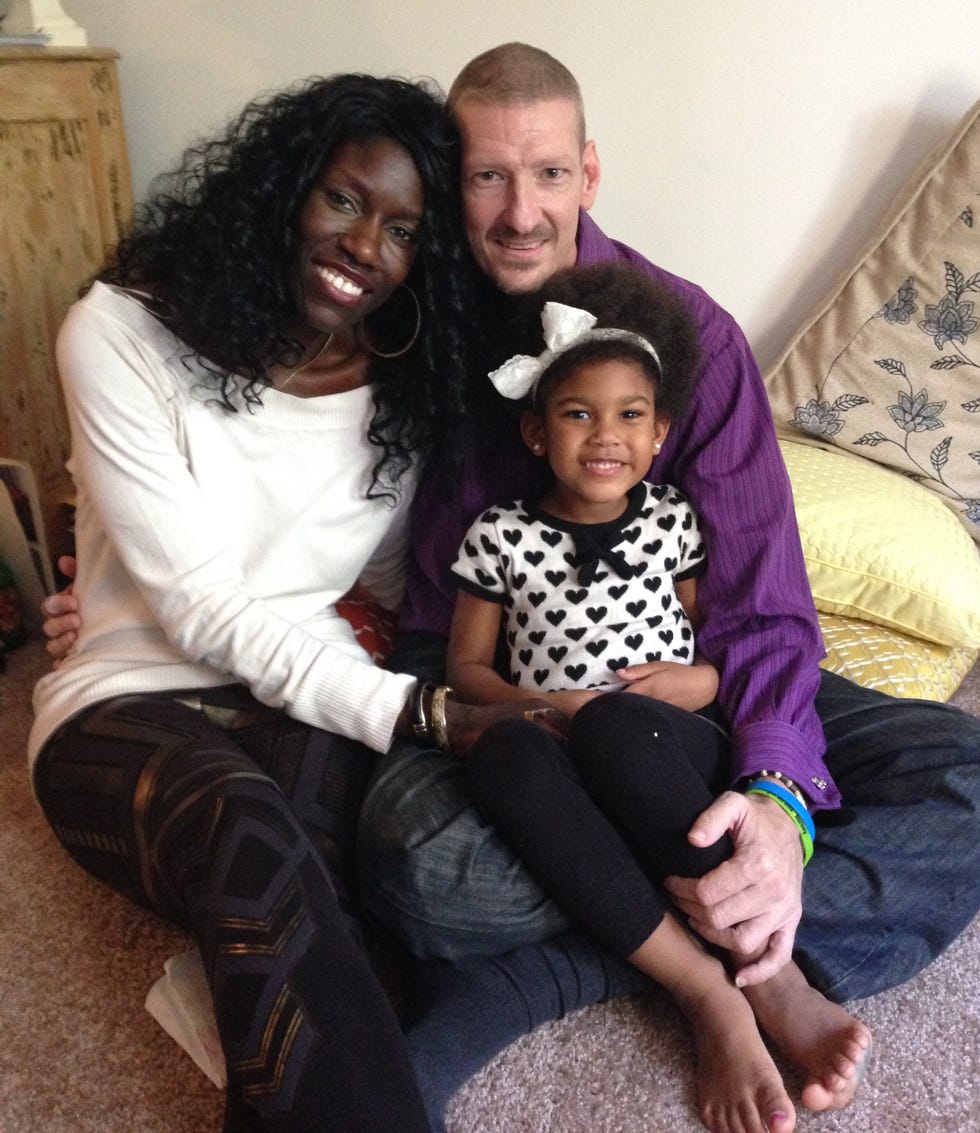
{"left": 730, "top": 720, "right": 842, "bottom": 811}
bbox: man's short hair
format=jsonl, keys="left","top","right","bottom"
{"left": 448, "top": 42, "right": 586, "bottom": 145}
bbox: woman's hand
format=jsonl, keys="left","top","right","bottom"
{"left": 444, "top": 697, "right": 569, "bottom": 756}
{"left": 41, "top": 556, "right": 80, "bottom": 667}
{"left": 542, "top": 687, "right": 602, "bottom": 717}
{"left": 615, "top": 656, "right": 719, "bottom": 711}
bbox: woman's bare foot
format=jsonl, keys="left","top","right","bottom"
{"left": 742, "top": 962, "right": 871, "bottom": 1113}
{"left": 676, "top": 981, "right": 796, "bottom": 1133}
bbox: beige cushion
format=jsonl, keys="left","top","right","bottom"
{"left": 781, "top": 439, "right": 980, "bottom": 649}
{"left": 766, "top": 96, "right": 980, "bottom": 545}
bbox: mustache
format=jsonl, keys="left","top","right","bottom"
{"left": 488, "top": 225, "right": 554, "bottom": 242}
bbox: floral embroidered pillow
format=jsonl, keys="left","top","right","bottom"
{"left": 765, "top": 95, "right": 980, "bottom": 543}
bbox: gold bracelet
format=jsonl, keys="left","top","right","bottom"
{"left": 430, "top": 685, "right": 455, "bottom": 754}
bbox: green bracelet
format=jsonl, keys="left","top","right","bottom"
{"left": 745, "top": 786, "right": 815, "bottom": 866}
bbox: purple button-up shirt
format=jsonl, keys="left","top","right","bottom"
{"left": 401, "top": 210, "right": 839, "bottom": 810}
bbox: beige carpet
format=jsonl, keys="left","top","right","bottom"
{"left": 2, "top": 640, "right": 978, "bottom": 1133}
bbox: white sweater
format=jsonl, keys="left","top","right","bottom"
{"left": 29, "top": 283, "right": 417, "bottom": 768}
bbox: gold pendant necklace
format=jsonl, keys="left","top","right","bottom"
{"left": 280, "top": 333, "right": 333, "bottom": 388}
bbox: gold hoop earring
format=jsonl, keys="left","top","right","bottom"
{"left": 358, "top": 284, "right": 422, "bottom": 359}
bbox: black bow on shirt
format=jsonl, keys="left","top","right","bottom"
{"left": 571, "top": 526, "right": 638, "bottom": 586}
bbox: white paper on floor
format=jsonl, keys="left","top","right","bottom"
{"left": 145, "top": 948, "right": 227, "bottom": 1088}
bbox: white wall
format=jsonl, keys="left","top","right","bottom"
{"left": 62, "top": 0, "right": 980, "bottom": 369}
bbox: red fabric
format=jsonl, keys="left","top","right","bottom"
{"left": 336, "top": 584, "right": 397, "bottom": 665}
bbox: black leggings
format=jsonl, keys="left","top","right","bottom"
{"left": 467, "top": 693, "right": 733, "bottom": 959}
{"left": 34, "top": 687, "right": 430, "bottom": 1133}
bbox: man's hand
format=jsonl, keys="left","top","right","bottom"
{"left": 663, "top": 789, "right": 804, "bottom": 986}
{"left": 41, "top": 555, "right": 79, "bottom": 666}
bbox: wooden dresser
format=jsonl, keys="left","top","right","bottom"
{"left": 0, "top": 46, "right": 133, "bottom": 570}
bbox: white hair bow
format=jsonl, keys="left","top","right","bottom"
{"left": 488, "top": 301, "right": 661, "bottom": 401}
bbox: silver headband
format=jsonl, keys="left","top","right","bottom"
{"left": 488, "top": 301, "right": 662, "bottom": 401}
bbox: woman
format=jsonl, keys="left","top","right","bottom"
{"left": 29, "top": 73, "right": 546, "bottom": 1132}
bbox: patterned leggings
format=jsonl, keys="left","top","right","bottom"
{"left": 34, "top": 687, "right": 430, "bottom": 1133}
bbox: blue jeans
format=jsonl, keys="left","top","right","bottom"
{"left": 357, "top": 633, "right": 980, "bottom": 1125}
{"left": 360, "top": 632, "right": 980, "bottom": 998}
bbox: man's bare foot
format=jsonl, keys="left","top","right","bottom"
{"left": 743, "top": 963, "right": 871, "bottom": 1113}
{"left": 677, "top": 982, "right": 796, "bottom": 1133}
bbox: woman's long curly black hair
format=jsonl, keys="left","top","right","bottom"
{"left": 99, "top": 73, "right": 479, "bottom": 498}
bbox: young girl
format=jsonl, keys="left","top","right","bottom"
{"left": 447, "top": 263, "right": 871, "bottom": 1133}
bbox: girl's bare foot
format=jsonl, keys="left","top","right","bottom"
{"left": 743, "top": 963, "right": 871, "bottom": 1113}
{"left": 675, "top": 981, "right": 796, "bottom": 1133}
{"left": 630, "top": 914, "right": 795, "bottom": 1132}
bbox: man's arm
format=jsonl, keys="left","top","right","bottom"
{"left": 656, "top": 305, "right": 828, "bottom": 982}
{"left": 662, "top": 307, "right": 833, "bottom": 801}
{"left": 580, "top": 215, "right": 834, "bottom": 804}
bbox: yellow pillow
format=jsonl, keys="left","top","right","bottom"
{"left": 781, "top": 439, "right": 980, "bottom": 648}
{"left": 818, "top": 612, "right": 978, "bottom": 701}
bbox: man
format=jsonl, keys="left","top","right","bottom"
{"left": 44, "top": 42, "right": 980, "bottom": 1129}
{"left": 352, "top": 41, "right": 980, "bottom": 1123}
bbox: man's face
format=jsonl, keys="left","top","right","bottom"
{"left": 456, "top": 97, "right": 600, "bottom": 294}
